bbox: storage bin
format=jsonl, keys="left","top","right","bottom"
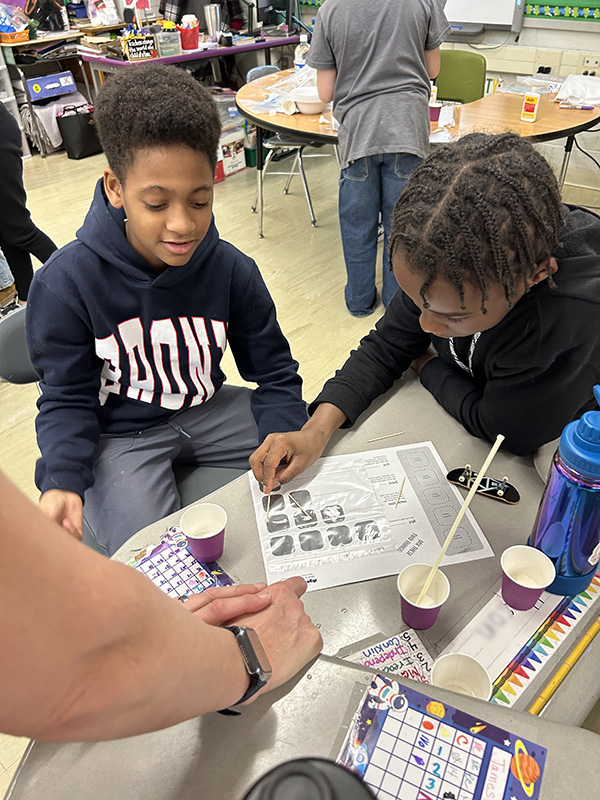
{"left": 156, "top": 30, "right": 182, "bottom": 57}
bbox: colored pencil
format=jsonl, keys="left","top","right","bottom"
{"left": 528, "top": 615, "right": 600, "bottom": 715}
{"left": 266, "top": 493, "right": 271, "bottom": 522}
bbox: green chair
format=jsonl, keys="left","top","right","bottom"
{"left": 435, "top": 50, "right": 487, "bottom": 104}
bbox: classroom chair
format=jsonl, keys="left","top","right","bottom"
{"left": 435, "top": 50, "right": 487, "bottom": 104}
{"left": 247, "top": 65, "right": 339, "bottom": 236}
{"left": 0, "top": 307, "right": 246, "bottom": 554}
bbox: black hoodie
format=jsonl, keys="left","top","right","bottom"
{"left": 311, "top": 205, "right": 600, "bottom": 455}
{"left": 27, "top": 180, "right": 307, "bottom": 498}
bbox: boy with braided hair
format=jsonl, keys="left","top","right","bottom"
{"left": 251, "top": 133, "right": 600, "bottom": 490}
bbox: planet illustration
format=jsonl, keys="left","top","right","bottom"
{"left": 426, "top": 700, "right": 445, "bottom": 718}
{"left": 510, "top": 740, "right": 540, "bottom": 796}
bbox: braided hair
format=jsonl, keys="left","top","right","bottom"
{"left": 389, "top": 133, "right": 564, "bottom": 312}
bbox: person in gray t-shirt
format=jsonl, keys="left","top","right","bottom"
{"left": 307, "top": 0, "right": 449, "bottom": 316}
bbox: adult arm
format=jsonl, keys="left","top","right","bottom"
{"left": 228, "top": 259, "right": 308, "bottom": 438}
{"left": 0, "top": 470, "right": 322, "bottom": 742}
{"left": 316, "top": 69, "right": 336, "bottom": 104}
{"left": 420, "top": 299, "right": 600, "bottom": 455}
{"left": 26, "top": 267, "right": 103, "bottom": 518}
{"left": 424, "top": 47, "right": 441, "bottom": 79}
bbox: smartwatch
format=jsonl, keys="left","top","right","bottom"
{"left": 223, "top": 625, "right": 272, "bottom": 705}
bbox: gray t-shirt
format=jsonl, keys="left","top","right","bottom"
{"left": 306, "top": 0, "right": 450, "bottom": 168}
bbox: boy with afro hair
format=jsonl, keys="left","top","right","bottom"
{"left": 27, "top": 65, "right": 307, "bottom": 555}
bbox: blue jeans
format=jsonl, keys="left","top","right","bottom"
{"left": 0, "top": 249, "right": 14, "bottom": 291}
{"left": 339, "top": 153, "right": 422, "bottom": 315}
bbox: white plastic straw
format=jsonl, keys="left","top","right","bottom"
{"left": 415, "top": 434, "right": 505, "bottom": 606}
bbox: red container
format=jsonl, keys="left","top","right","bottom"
{"left": 178, "top": 25, "right": 199, "bottom": 50}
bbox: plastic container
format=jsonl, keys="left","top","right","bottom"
{"left": 529, "top": 385, "right": 600, "bottom": 595}
{"left": 521, "top": 91, "right": 540, "bottom": 122}
{"left": 294, "top": 33, "right": 310, "bottom": 72}
{"left": 156, "top": 29, "right": 182, "bottom": 57}
{"left": 178, "top": 17, "right": 199, "bottom": 50}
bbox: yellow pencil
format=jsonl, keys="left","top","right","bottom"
{"left": 528, "top": 615, "right": 600, "bottom": 716}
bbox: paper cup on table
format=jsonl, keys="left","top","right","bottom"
{"left": 429, "top": 102, "right": 442, "bottom": 122}
{"left": 180, "top": 502, "right": 227, "bottom": 562}
{"left": 431, "top": 653, "right": 492, "bottom": 700}
{"left": 501, "top": 545, "right": 556, "bottom": 611}
{"left": 281, "top": 98, "right": 296, "bottom": 115}
{"left": 397, "top": 563, "right": 450, "bottom": 630}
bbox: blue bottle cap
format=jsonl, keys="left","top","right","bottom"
{"left": 558, "top": 385, "right": 600, "bottom": 479}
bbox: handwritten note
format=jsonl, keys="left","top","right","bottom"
{"left": 347, "top": 630, "right": 433, "bottom": 683}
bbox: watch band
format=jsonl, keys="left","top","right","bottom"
{"left": 223, "top": 625, "right": 272, "bottom": 707}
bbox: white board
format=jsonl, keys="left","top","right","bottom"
{"left": 444, "top": 0, "right": 519, "bottom": 29}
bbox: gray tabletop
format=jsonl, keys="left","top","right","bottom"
{"left": 5, "top": 657, "right": 599, "bottom": 800}
{"left": 116, "top": 372, "right": 600, "bottom": 724}
{"left": 6, "top": 373, "right": 600, "bottom": 800}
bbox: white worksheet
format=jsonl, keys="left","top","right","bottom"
{"left": 249, "top": 442, "right": 493, "bottom": 591}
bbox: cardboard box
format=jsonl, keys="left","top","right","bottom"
{"left": 220, "top": 128, "right": 246, "bottom": 177}
{"left": 214, "top": 143, "right": 225, "bottom": 183}
{"left": 26, "top": 71, "right": 76, "bottom": 102}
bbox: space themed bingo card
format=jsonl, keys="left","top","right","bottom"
{"left": 127, "top": 529, "right": 234, "bottom": 598}
{"left": 249, "top": 442, "right": 492, "bottom": 592}
{"left": 338, "top": 675, "right": 546, "bottom": 800}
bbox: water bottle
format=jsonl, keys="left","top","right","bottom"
{"left": 529, "top": 385, "right": 600, "bottom": 595}
{"left": 242, "top": 758, "right": 375, "bottom": 799}
{"left": 294, "top": 34, "right": 310, "bottom": 72}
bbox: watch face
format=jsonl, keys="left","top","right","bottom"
{"left": 243, "top": 627, "right": 272, "bottom": 681}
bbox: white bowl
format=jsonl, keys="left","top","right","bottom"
{"left": 289, "top": 86, "right": 325, "bottom": 115}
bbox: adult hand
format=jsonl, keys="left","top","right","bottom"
{"left": 184, "top": 582, "right": 272, "bottom": 626}
{"left": 228, "top": 576, "right": 323, "bottom": 697}
{"left": 39, "top": 489, "right": 83, "bottom": 539}
{"left": 410, "top": 345, "right": 437, "bottom": 375}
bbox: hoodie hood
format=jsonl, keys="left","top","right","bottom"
{"left": 551, "top": 204, "right": 600, "bottom": 305}
{"left": 76, "top": 179, "right": 220, "bottom": 288}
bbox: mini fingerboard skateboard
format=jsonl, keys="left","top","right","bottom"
{"left": 446, "top": 465, "right": 520, "bottom": 504}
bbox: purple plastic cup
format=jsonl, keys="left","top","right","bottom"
{"left": 397, "top": 563, "right": 450, "bottom": 630}
{"left": 501, "top": 545, "right": 556, "bottom": 611}
{"left": 429, "top": 103, "right": 442, "bottom": 122}
{"left": 180, "top": 503, "right": 227, "bottom": 563}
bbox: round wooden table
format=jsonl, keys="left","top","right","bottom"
{"left": 236, "top": 70, "right": 600, "bottom": 235}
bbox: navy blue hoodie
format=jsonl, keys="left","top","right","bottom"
{"left": 27, "top": 180, "right": 307, "bottom": 498}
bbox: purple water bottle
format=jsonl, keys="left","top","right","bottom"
{"left": 529, "top": 386, "right": 600, "bottom": 595}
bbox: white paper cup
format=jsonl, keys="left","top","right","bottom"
{"left": 431, "top": 653, "right": 492, "bottom": 700}
{"left": 397, "top": 563, "right": 450, "bottom": 630}
{"left": 281, "top": 98, "right": 296, "bottom": 115}
{"left": 501, "top": 545, "right": 556, "bottom": 611}
{"left": 180, "top": 502, "right": 227, "bottom": 562}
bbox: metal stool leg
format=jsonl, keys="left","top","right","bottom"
{"left": 334, "top": 144, "right": 341, "bottom": 169}
{"left": 297, "top": 149, "right": 317, "bottom": 227}
{"left": 283, "top": 150, "right": 300, "bottom": 194}
{"left": 251, "top": 149, "right": 275, "bottom": 213}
